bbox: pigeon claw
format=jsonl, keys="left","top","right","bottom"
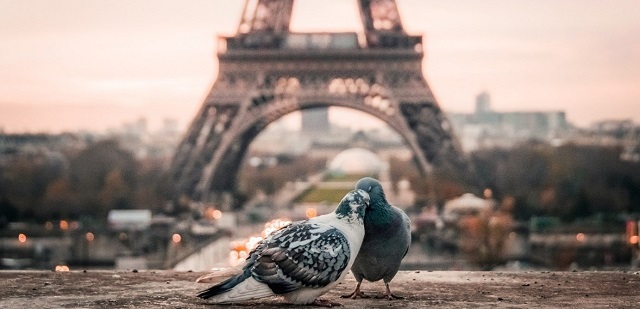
{"left": 385, "top": 293, "right": 405, "bottom": 300}
{"left": 382, "top": 283, "right": 404, "bottom": 300}
{"left": 340, "top": 291, "right": 368, "bottom": 299}
{"left": 341, "top": 282, "right": 368, "bottom": 299}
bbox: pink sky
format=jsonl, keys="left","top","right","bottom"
{"left": 1, "top": 0, "right": 639, "bottom": 133}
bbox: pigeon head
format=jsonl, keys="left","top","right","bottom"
{"left": 355, "top": 177, "right": 388, "bottom": 209}
{"left": 355, "top": 177, "right": 392, "bottom": 226}
{"left": 335, "top": 189, "right": 370, "bottom": 223}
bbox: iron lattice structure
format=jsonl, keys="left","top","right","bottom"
{"left": 170, "top": 0, "right": 471, "bottom": 203}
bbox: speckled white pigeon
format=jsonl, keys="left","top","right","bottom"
{"left": 197, "top": 189, "right": 370, "bottom": 306}
{"left": 343, "top": 177, "right": 412, "bottom": 300}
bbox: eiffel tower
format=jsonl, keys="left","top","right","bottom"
{"left": 170, "top": 0, "right": 470, "bottom": 205}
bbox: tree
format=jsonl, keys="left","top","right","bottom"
{"left": 41, "top": 177, "right": 78, "bottom": 219}
{"left": 472, "top": 143, "right": 640, "bottom": 221}
{"left": 69, "top": 139, "right": 137, "bottom": 219}
{"left": 0, "top": 150, "right": 69, "bottom": 221}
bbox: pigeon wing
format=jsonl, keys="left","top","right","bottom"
{"left": 250, "top": 222, "right": 350, "bottom": 294}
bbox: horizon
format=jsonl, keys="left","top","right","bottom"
{"left": 1, "top": 0, "right": 639, "bottom": 133}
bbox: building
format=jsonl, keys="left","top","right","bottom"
{"left": 301, "top": 108, "right": 330, "bottom": 135}
{"left": 308, "top": 129, "right": 411, "bottom": 162}
{"left": 448, "top": 92, "right": 570, "bottom": 151}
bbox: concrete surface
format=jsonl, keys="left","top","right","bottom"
{"left": 1, "top": 270, "right": 639, "bottom": 308}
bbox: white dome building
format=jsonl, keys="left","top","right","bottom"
{"left": 442, "top": 193, "right": 493, "bottom": 222}
{"left": 328, "top": 148, "right": 384, "bottom": 175}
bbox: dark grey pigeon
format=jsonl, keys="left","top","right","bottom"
{"left": 343, "top": 177, "right": 411, "bottom": 300}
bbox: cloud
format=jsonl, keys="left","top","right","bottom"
{"left": 0, "top": 0, "right": 639, "bottom": 132}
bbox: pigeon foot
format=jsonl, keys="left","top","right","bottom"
{"left": 382, "top": 283, "right": 404, "bottom": 300}
{"left": 340, "top": 290, "right": 368, "bottom": 299}
{"left": 341, "top": 282, "right": 369, "bottom": 299}
{"left": 385, "top": 293, "right": 405, "bottom": 300}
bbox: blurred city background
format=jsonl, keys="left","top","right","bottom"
{"left": 1, "top": 0, "right": 639, "bottom": 272}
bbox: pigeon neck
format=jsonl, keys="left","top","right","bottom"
{"left": 366, "top": 198, "right": 393, "bottom": 227}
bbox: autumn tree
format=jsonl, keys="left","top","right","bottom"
{"left": 69, "top": 139, "right": 137, "bottom": 219}
{"left": 0, "top": 150, "right": 69, "bottom": 220}
{"left": 471, "top": 143, "right": 640, "bottom": 221}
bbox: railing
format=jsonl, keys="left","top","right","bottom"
{"left": 218, "top": 32, "right": 421, "bottom": 52}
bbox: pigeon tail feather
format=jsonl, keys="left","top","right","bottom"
{"left": 198, "top": 275, "right": 274, "bottom": 303}
{"left": 196, "top": 270, "right": 250, "bottom": 299}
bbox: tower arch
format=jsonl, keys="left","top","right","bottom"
{"left": 169, "top": 0, "right": 472, "bottom": 203}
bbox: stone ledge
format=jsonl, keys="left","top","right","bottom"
{"left": 1, "top": 270, "right": 639, "bottom": 308}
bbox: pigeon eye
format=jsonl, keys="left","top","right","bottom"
{"left": 368, "top": 186, "right": 372, "bottom": 191}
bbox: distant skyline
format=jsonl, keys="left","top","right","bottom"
{"left": 1, "top": 0, "right": 639, "bottom": 133}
